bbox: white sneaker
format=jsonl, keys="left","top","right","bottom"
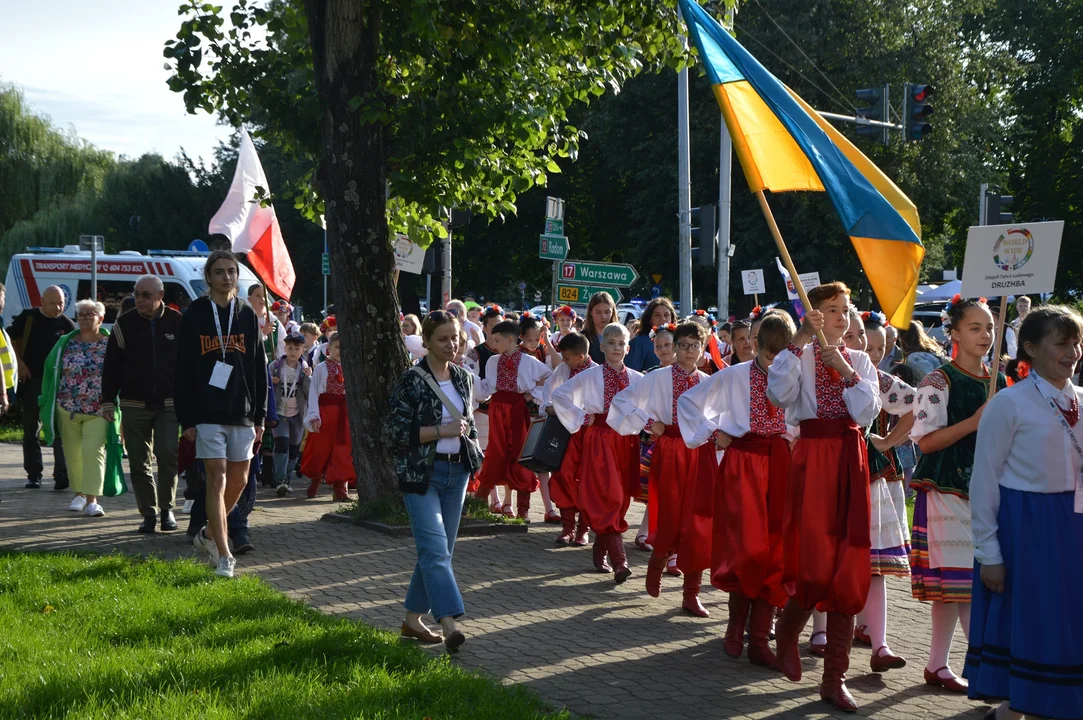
{"left": 192, "top": 527, "right": 220, "bottom": 565}
{"left": 181, "top": 499, "right": 194, "bottom": 514}
{"left": 68, "top": 496, "right": 87, "bottom": 512}
{"left": 215, "top": 556, "right": 236, "bottom": 578}
{"left": 84, "top": 502, "right": 104, "bottom": 517}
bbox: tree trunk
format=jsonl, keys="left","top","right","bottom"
{"left": 305, "top": 0, "right": 408, "bottom": 502}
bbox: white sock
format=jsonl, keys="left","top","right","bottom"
{"left": 538, "top": 472, "right": 554, "bottom": 514}
{"left": 957, "top": 602, "right": 972, "bottom": 643}
{"left": 637, "top": 512, "right": 650, "bottom": 538}
{"left": 489, "top": 487, "right": 499, "bottom": 504}
{"left": 867, "top": 575, "right": 888, "bottom": 650}
{"left": 927, "top": 601, "right": 959, "bottom": 675}
{"left": 811, "top": 610, "right": 827, "bottom": 645}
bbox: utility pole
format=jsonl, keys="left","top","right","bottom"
{"left": 716, "top": 5, "right": 735, "bottom": 320}
{"left": 677, "top": 4, "right": 693, "bottom": 315}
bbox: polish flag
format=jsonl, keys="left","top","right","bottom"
{"left": 209, "top": 128, "right": 296, "bottom": 299}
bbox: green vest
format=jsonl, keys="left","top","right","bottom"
{"left": 866, "top": 409, "right": 898, "bottom": 481}
{"left": 911, "top": 362, "right": 1005, "bottom": 498}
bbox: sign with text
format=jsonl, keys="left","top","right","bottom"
{"left": 321, "top": 253, "right": 330, "bottom": 276}
{"left": 776, "top": 257, "right": 821, "bottom": 301}
{"left": 556, "top": 283, "right": 622, "bottom": 304}
{"left": 393, "top": 233, "right": 426, "bottom": 275}
{"left": 741, "top": 269, "right": 765, "bottom": 295}
{"left": 539, "top": 233, "right": 569, "bottom": 261}
{"left": 961, "top": 221, "right": 1064, "bottom": 297}
{"left": 544, "top": 217, "right": 564, "bottom": 235}
{"left": 560, "top": 261, "right": 638, "bottom": 287}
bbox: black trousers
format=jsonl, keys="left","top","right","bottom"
{"left": 20, "top": 377, "right": 67, "bottom": 482}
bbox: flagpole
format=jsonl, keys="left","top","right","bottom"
{"left": 988, "top": 295, "right": 1007, "bottom": 400}
{"left": 754, "top": 190, "right": 829, "bottom": 347}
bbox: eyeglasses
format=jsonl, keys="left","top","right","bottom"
{"left": 131, "top": 291, "right": 157, "bottom": 300}
{"left": 676, "top": 342, "right": 703, "bottom": 351}
{"left": 76, "top": 313, "right": 100, "bottom": 319}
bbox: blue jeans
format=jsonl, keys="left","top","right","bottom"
{"left": 402, "top": 460, "right": 470, "bottom": 620}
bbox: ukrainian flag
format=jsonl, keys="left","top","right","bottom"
{"left": 679, "top": 0, "right": 924, "bottom": 327}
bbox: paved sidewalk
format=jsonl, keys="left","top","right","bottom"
{"left": 0, "top": 443, "right": 989, "bottom": 719}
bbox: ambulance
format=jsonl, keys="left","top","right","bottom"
{"left": 2, "top": 246, "right": 260, "bottom": 328}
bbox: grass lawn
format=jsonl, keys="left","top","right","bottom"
{"left": 0, "top": 552, "right": 567, "bottom": 720}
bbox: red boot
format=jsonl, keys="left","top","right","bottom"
{"left": 645, "top": 553, "right": 667, "bottom": 598}
{"left": 774, "top": 597, "right": 814, "bottom": 682}
{"left": 723, "top": 592, "right": 752, "bottom": 657}
{"left": 820, "top": 612, "right": 859, "bottom": 712}
{"left": 555, "top": 509, "right": 576, "bottom": 546}
{"left": 592, "top": 536, "right": 612, "bottom": 573}
{"left": 747, "top": 599, "right": 782, "bottom": 670}
{"left": 516, "top": 490, "right": 531, "bottom": 523}
{"left": 609, "top": 534, "right": 631, "bottom": 584}
{"left": 681, "top": 571, "right": 709, "bottom": 617}
{"left": 307, "top": 478, "right": 322, "bottom": 499}
{"left": 573, "top": 513, "right": 590, "bottom": 546}
{"left": 332, "top": 481, "right": 350, "bottom": 502}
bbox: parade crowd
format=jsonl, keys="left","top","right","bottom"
{"left": 5, "top": 250, "right": 1081, "bottom": 719}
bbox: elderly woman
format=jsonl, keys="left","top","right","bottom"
{"left": 39, "top": 299, "right": 124, "bottom": 517}
{"left": 388, "top": 310, "right": 483, "bottom": 653}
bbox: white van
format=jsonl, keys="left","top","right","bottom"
{"left": 2, "top": 246, "right": 260, "bottom": 328}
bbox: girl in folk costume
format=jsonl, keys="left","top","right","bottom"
{"left": 301, "top": 332, "right": 356, "bottom": 500}
{"left": 518, "top": 313, "right": 560, "bottom": 522}
{"left": 541, "top": 332, "right": 595, "bottom": 546}
{"left": 610, "top": 321, "right": 718, "bottom": 616}
{"left": 552, "top": 323, "right": 643, "bottom": 583}
{"left": 689, "top": 310, "right": 726, "bottom": 375}
{"left": 465, "top": 304, "right": 504, "bottom": 509}
{"left": 910, "top": 296, "right": 1005, "bottom": 694}
{"left": 966, "top": 306, "right": 1083, "bottom": 720}
{"left": 474, "top": 320, "right": 551, "bottom": 520}
{"left": 626, "top": 298, "right": 676, "bottom": 371}
{"left": 678, "top": 309, "right": 796, "bottom": 668}
{"left": 632, "top": 325, "right": 678, "bottom": 554}
{"left": 767, "top": 282, "right": 882, "bottom": 712}
{"left": 271, "top": 301, "right": 300, "bottom": 337}
{"left": 839, "top": 308, "right": 918, "bottom": 672}
{"left": 549, "top": 306, "right": 578, "bottom": 350}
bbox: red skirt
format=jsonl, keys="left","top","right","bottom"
{"left": 782, "top": 419, "right": 871, "bottom": 615}
{"left": 474, "top": 391, "right": 538, "bottom": 494}
{"left": 548, "top": 429, "right": 584, "bottom": 511}
{"left": 578, "top": 415, "right": 639, "bottom": 534}
{"left": 675, "top": 441, "right": 719, "bottom": 575}
{"left": 648, "top": 427, "right": 712, "bottom": 556}
{"left": 711, "top": 434, "right": 790, "bottom": 607}
{"left": 299, "top": 394, "right": 356, "bottom": 484}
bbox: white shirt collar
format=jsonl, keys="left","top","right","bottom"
{"left": 1032, "top": 372, "right": 1076, "bottom": 402}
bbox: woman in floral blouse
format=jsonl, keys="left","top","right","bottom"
{"left": 39, "top": 300, "right": 115, "bottom": 517}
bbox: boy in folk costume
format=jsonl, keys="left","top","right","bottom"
{"left": 678, "top": 309, "right": 797, "bottom": 668}
{"left": 843, "top": 310, "right": 917, "bottom": 671}
{"left": 270, "top": 334, "right": 311, "bottom": 497}
{"left": 301, "top": 332, "right": 356, "bottom": 500}
{"left": 541, "top": 332, "right": 595, "bottom": 546}
{"left": 474, "top": 320, "right": 551, "bottom": 520}
{"left": 609, "top": 321, "right": 718, "bottom": 616}
{"left": 519, "top": 313, "right": 561, "bottom": 522}
{"left": 465, "top": 304, "right": 504, "bottom": 508}
{"left": 552, "top": 323, "right": 643, "bottom": 583}
{"left": 767, "top": 282, "right": 882, "bottom": 712}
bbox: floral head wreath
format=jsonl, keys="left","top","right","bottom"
{"left": 554, "top": 305, "right": 577, "bottom": 320}
{"left": 271, "top": 300, "right": 291, "bottom": 314}
{"left": 482, "top": 304, "right": 504, "bottom": 318}
{"left": 521, "top": 310, "right": 534, "bottom": 319}
{"left": 320, "top": 315, "right": 337, "bottom": 332}
{"left": 650, "top": 323, "right": 678, "bottom": 339}
{"left": 694, "top": 309, "right": 718, "bottom": 327}
{"left": 748, "top": 305, "right": 764, "bottom": 321}
{"left": 860, "top": 310, "right": 887, "bottom": 328}
{"left": 943, "top": 293, "right": 987, "bottom": 320}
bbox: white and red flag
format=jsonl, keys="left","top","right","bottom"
{"left": 209, "top": 127, "right": 296, "bottom": 299}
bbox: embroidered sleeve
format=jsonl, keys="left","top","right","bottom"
{"left": 912, "top": 370, "right": 949, "bottom": 441}
{"left": 787, "top": 342, "right": 804, "bottom": 358}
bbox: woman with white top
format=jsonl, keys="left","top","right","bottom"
{"left": 965, "top": 305, "right": 1083, "bottom": 720}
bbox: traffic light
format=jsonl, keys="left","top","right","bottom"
{"left": 690, "top": 203, "right": 717, "bottom": 267}
{"left": 855, "top": 85, "right": 888, "bottom": 144}
{"left": 905, "top": 84, "right": 935, "bottom": 141}
{"left": 984, "top": 189, "right": 1014, "bottom": 226}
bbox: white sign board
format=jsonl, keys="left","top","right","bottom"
{"left": 393, "top": 233, "right": 426, "bottom": 275}
{"left": 741, "top": 269, "right": 765, "bottom": 295}
{"left": 775, "top": 257, "right": 820, "bottom": 300}
{"left": 961, "top": 221, "right": 1064, "bottom": 297}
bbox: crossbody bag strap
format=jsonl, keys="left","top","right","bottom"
{"left": 410, "top": 365, "right": 464, "bottom": 423}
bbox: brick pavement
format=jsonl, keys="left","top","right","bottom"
{"left": 0, "top": 442, "right": 991, "bottom": 719}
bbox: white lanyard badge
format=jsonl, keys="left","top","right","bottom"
{"left": 209, "top": 300, "right": 235, "bottom": 389}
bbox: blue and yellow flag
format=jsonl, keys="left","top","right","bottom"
{"left": 679, "top": 0, "right": 924, "bottom": 327}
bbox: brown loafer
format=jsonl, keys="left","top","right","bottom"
{"left": 400, "top": 622, "right": 443, "bottom": 644}
{"left": 924, "top": 666, "right": 968, "bottom": 693}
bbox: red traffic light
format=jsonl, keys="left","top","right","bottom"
{"left": 910, "top": 84, "right": 935, "bottom": 103}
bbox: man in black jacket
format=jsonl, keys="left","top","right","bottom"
{"left": 101, "top": 275, "right": 183, "bottom": 533}
{"left": 175, "top": 251, "right": 267, "bottom": 579}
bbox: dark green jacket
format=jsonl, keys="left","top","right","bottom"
{"left": 387, "top": 358, "right": 483, "bottom": 494}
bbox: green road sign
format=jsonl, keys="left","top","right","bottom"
{"left": 556, "top": 284, "right": 622, "bottom": 305}
{"left": 321, "top": 253, "right": 330, "bottom": 275}
{"left": 544, "top": 217, "right": 564, "bottom": 235}
{"left": 539, "top": 233, "right": 569, "bottom": 261}
{"left": 560, "top": 260, "right": 638, "bottom": 287}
